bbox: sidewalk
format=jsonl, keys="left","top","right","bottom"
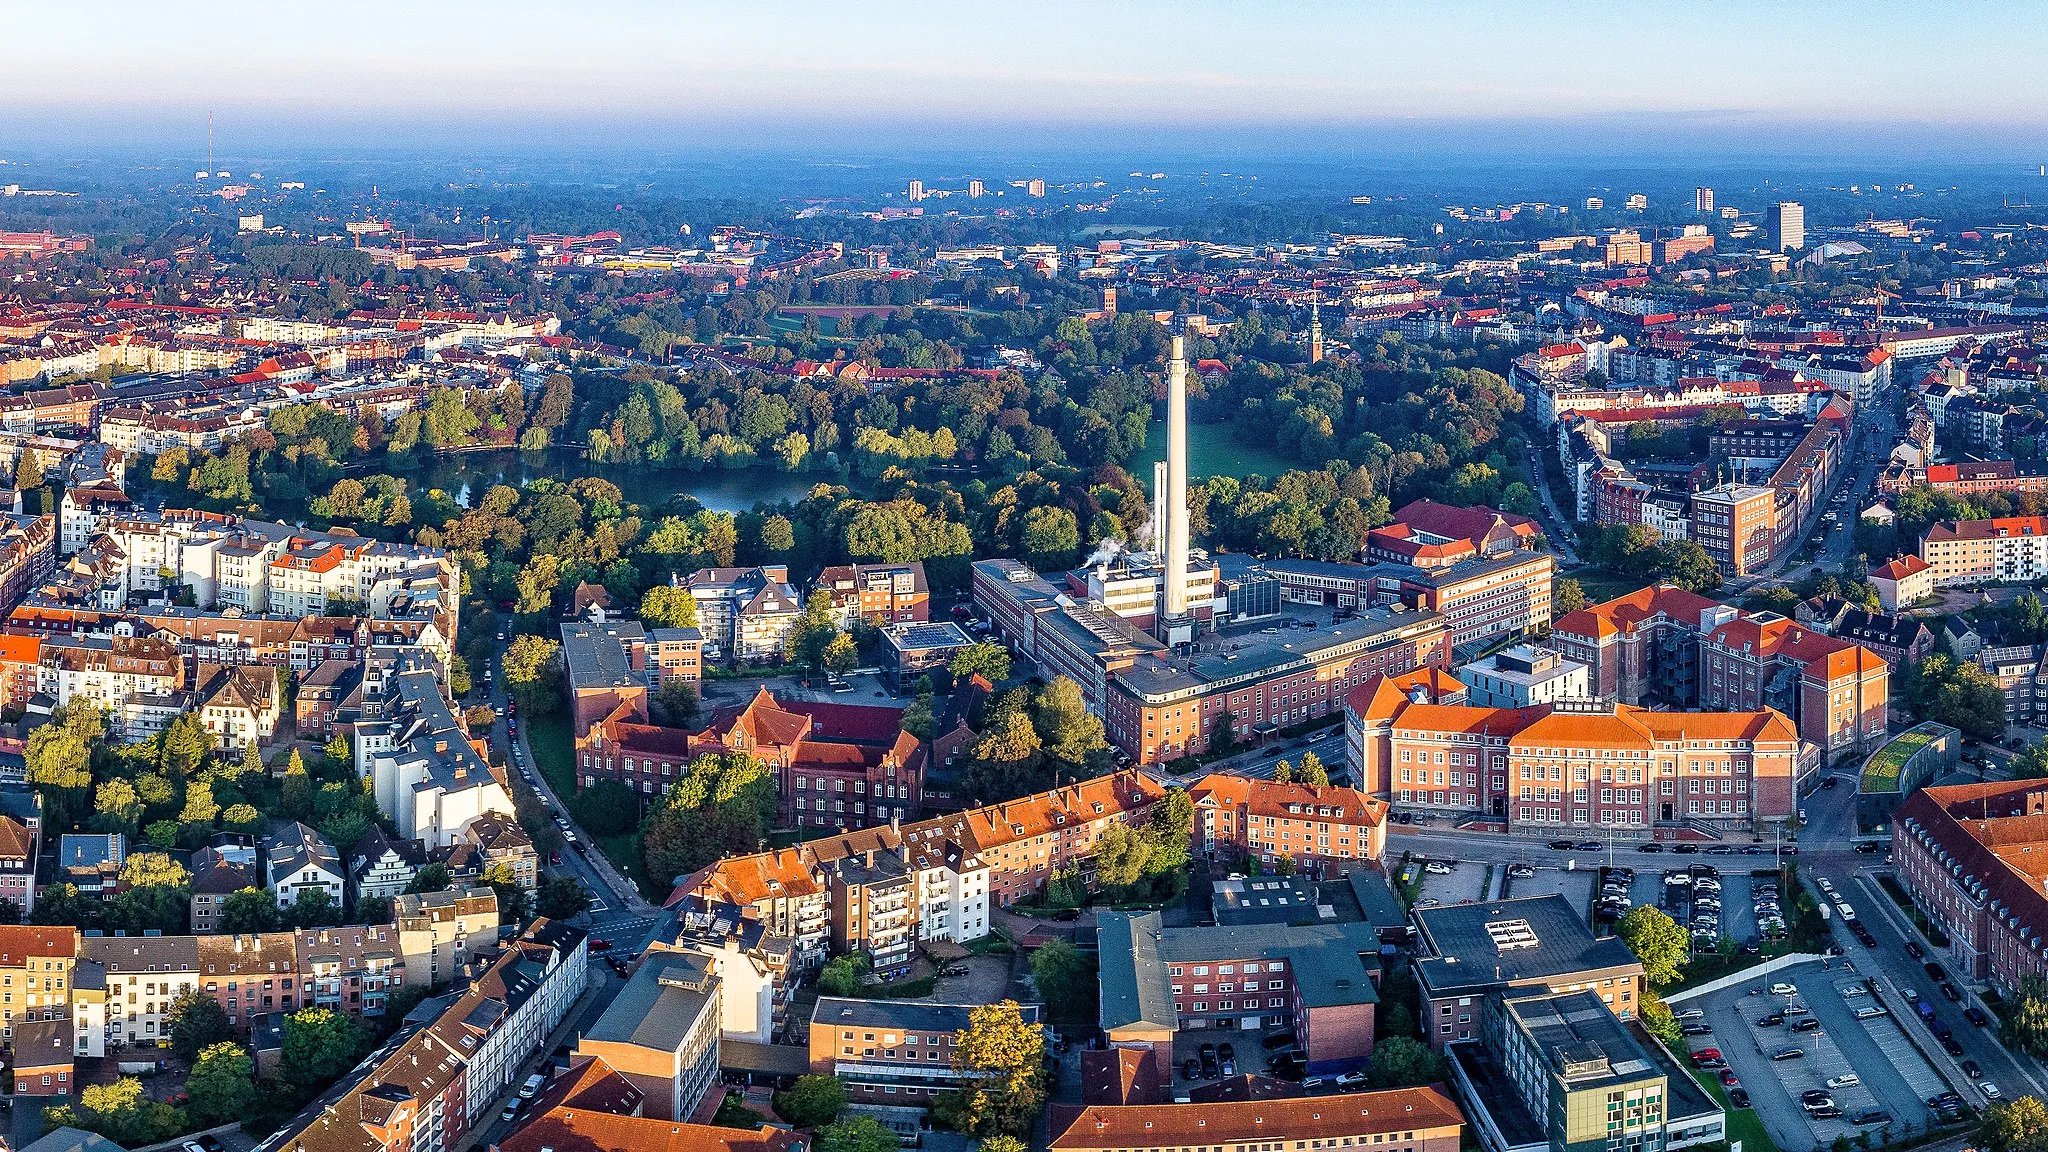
{"left": 508, "top": 709, "right": 657, "bottom": 916}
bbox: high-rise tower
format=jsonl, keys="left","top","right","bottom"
{"left": 1160, "top": 335, "right": 1194, "bottom": 646}
{"left": 1309, "top": 297, "right": 1325, "bottom": 364}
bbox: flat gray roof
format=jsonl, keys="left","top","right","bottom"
{"left": 813, "top": 996, "right": 1038, "bottom": 1035}
{"left": 1413, "top": 894, "right": 1642, "bottom": 995}
{"left": 584, "top": 952, "right": 718, "bottom": 1053}
{"left": 560, "top": 621, "right": 646, "bottom": 691}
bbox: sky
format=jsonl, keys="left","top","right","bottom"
{"left": 10, "top": 1, "right": 2048, "bottom": 157}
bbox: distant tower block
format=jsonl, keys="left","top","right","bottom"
{"left": 1102, "top": 286, "right": 1117, "bottom": 316}
{"left": 1027, "top": 178, "right": 1046, "bottom": 197}
{"left": 906, "top": 179, "right": 925, "bottom": 202}
{"left": 967, "top": 179, "right": 985, "bottom": 198}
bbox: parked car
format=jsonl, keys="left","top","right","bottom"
{"left": 1424, "top": 861, "right": 1453, "bottom": 875}
{"left": 1801, "top": 1090, "right": 1834, "bottom": 1106}
{"left": 1335, "top": 1071, "right": 1369, "bottom": 1089}
{"left": 1680, "top": 1023, "right": 1713, "bottom": 1036}
{"left": 1184, "top": 1058, "right": 1201, "bottom": 1080}
{"left": 1984, "top": 1082, "right": 2004, "bottom": 1101}
{"left": 1827, "top": 1075, "right": 1860, "bottom": 1090}
{"left": 1905, "top": 941, "right": 1926, "bottom": 959}
{"left": 1772, "top": 1047, "right": 1805, "bottom": 1060}
{"left": 1729, "top": 1088, "right": 1751, "bottom": 1108}
{"left": 1963, "top": 1060, "right": 1984, "bottom": 1078}
{"left": 1966, "top": 1007, "right": 1991, "bottom": 1027}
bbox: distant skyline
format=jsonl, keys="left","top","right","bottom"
{"left": 13, "top": 1, "right": 2048, "bottom": 158}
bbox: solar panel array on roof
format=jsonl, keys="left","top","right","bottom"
{"left": 1486, "top": 918, "right": 1540, "bottom": 951}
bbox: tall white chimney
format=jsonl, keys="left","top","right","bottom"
{"left": 1161, "top": 334, "right": 1194, "bottom": 645}
{"left": 1153, "top": 459, "right": 1169, "bottom": 555}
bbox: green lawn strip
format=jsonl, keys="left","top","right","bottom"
{"left": 527, "top": 710, "right": 655, "bottom": 901}
{"left": 597, "top": 830, "right": 657, "bottom": 903}
{"left": 527, "top": 710, "right": 576, "bottom": 796}
{"left": 1690, "top": 1070, "right": 1779, "bottom": 1152}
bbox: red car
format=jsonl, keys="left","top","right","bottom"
{"left": 1719, "top": 1069, "right": 1739, "bottom": 1087}
{"left": 591, "top": 939, "right": 613, "bottom": 952}
{"left": 1692, "top": 1048, "right": 1722, "bottom": 1063}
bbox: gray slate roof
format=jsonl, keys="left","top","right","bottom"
{"left": 1097, "top": 912, "right": 1177, "bottom": 1033}
{"left": 585, "top": 952, "right": 720, "bottom": 1053}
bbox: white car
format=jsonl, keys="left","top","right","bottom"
{"left": 1827, "top": 1074, "right": 1860, "bottom": 1089}
{"left": 1770, "top": 982, "right": 1797, "bottom": 995}
{"left": 1983, "top": 1082, "right": 2003, "bottom": 1101}
{"left": 1424, "top": 861, "right": 1453, "bottom": 875}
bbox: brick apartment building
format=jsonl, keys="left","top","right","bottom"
{"left": 1894, "top": 780, "right": 2048, "bottom": 991}
{"left": 1049, "top": 1090, "right": 1464, "bottom": 1152}
{"left": 1182, "top": 774, "right": 1390, "bottom": 873}
{"left": 1348, "top": 666, "right": 1808, "bottom": 829}
{"left": 1097, "top": 912, "right": 1380, "bottom": 1073}
{"left": 1921, "top": 516, "right": 2048, "bottom": 586}
{"left": 817, "top": 561, "right": 929, "bottom": 627}
{"left": 1549, "top": 584, "right": 1887, "bottom": 763}
{"left": 1695, "top": 614, "right": 1889, "bottom": 761}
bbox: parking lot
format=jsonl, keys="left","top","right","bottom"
{"left": 1410, "top": 856, "right": 1491, "bottom": 908}
{"left": 1499, "top": 862, "right": 1595, "bottom": 911}
{"left": 1675, "top": 960, "right": 1953, "bottom": 1151}
{"left": 1645, "top": 866, "right": 1768, "bottom": 951}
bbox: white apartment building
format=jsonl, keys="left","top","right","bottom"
{"left": 38, "top": 634, "right": 185, "bottom": 738}
{"left": 83, "top": 935, "right": 199, "bottom": 1048}
{"left": 911, "top": 842, "right": 991, "bottom": 944}
{"left": 358, "top": 663, "right": 515, "bottom": 849}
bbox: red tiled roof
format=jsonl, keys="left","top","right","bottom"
{"left": 1875, "top": 555, "right": 1930, "bottom": 581}
{"left": 500, "top": 1108, "right": 800, "bottom": 1152}
{"left": 1553, "top": 583, "right": 1722, "bottom": 642}
{"left": 1050, "top": 1087, "right": 1464, "bottom": 1150}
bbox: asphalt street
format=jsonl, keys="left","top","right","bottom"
{"left": 483, "top": 638, "right": 665, "bottom": 952}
